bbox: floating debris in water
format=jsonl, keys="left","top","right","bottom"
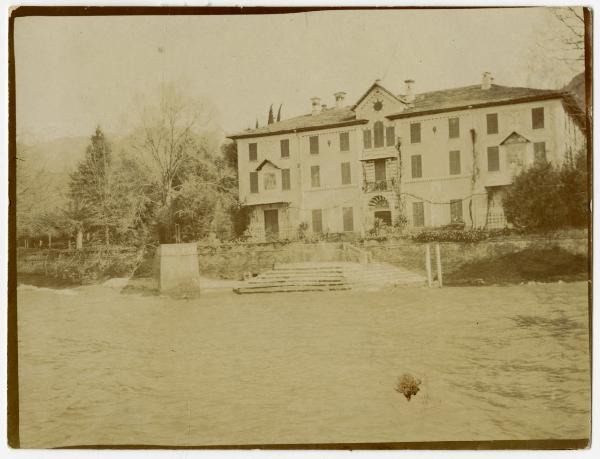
{"left": 395, "top": 373, "right": 421, "bottom": 401}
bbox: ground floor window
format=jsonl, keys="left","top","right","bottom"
{"left": 342, "top": 207, "right": 354, "bottom": 232}
{"left": 412, "top": 202, "right": 424, "bottom": 227}
{"left": 450, "top": 199, "right": 463, "bottom": 223}
{"left": 534, "top": 142, "right": 547, "bottom": 163}
{"left": 312, "top": 209, "right": 323, "bottom": 233}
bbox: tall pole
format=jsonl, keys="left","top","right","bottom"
{"left": 425, "top": 244, "right": 433, "bottom": 287}
{"left": 435, "top": 242, "right": 443, "bottom": 287}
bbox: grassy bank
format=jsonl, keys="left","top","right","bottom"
{"left": 445, "top": 247, "right": 589, "bottom": 285}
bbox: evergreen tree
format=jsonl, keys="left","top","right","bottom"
{"left": 268, "top": 104, "right": 274, "bottom": 125}
{"left": 276, "top": 104, "right": 282, "bottom": 122}
{"left": 68, "top": 127, "right": 113, "bottom": 245}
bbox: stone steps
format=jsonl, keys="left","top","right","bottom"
{"left": 234, "top": 261, "right": 426, "bottom": 294}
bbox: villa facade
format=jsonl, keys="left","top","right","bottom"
{"left": 229, "top": 73, "right": 586, "bottom": 240}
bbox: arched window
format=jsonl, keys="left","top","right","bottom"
{"left": 373, "top": 121, "right": 384, "bottom": 148}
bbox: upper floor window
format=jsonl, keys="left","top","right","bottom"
{"left": 449, "top": 150, "right": 461, "bottom": 175}
{"left": 532, "top": 107, "right": 545, "bottom": 129}
{"left": 311, "top": 165, "right": 320, "bottom": 188}
{"left": 281, "top": 168, "right": 291, "bottom": 190}
{"left": 449, "top": 117, "right": 460, "bottom": 139}
{"left": 386, "top": 126, "right": 396, "bottom": 147}
{"left": 411, "top": 155, "right": 423, "bottom": 178}
{"left": 373, "top": 121, "right": 385, "bottom": 148}
{"left": 280, "top": 139, "right": 290, "bottom": 158}
{"left": 341, "top": 162, "right": 352, "bottom": 185}
{"left": 309, "top": 136, "right": 319, "bottom": 155}
{"left": 534, "top": 142, "right": 547, "bottom": 163}
{"left": 249, "top": 143, "right": 258, "bottom": 161}
{"left": 486, "top": 113, "right": 498, "bottom": 135}
{"left": 487, "top": 146, "right": 500, "bottom": 172}
{"left": 363, "top": 129, "right": 372, "bottom": 149}
{"left": 263, "top": 172, "right": 276, "bottom": 190}
{"left": 410, "top": 122, "right": 421, "bottom": 143}
{"left": 249, "top": 171, "right": 259, "bottom": 193}
{"left": 340, "top": 132, "right": 350, "bottom": 152}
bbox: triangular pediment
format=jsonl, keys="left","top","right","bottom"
{"left": 255, "top": 159, "right": 280, "bottom": 171}
{"left": 500, "top": 131, "right": 530, "bottom": 145}
{"left": 353, "top": 81, "right": 406, "bottom": 119}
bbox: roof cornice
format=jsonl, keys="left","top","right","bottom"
{"left": 228, "top": 119, "right": 369, "bottom": 140}
{"left": 385, "top": 93, "right": 567, "bottom": 120}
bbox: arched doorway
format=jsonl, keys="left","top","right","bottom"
{"left": 369, "top": 195, "right": 392, "bottom": 226}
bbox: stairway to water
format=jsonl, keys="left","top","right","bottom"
{"left": 233, "top": 261, "right": 426, "bottom": 294}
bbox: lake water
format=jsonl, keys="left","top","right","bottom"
{"left": 17, "top": 281, "right": 590, "bottom": 447}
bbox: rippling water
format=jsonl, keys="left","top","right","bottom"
{"left": 17, "top": 281, "right": 590, "bottom": 447}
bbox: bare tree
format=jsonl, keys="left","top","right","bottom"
{"left": 551, "top": 7, "right": 585, "bottom": 63}
{"left": 131, "top": 82, "right": 219, "bottom": 242}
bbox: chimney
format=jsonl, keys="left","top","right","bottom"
{"left": 311, "top": 97, "right": 322, "bottom": 116}
{"left": 334, "top": 91, "right": 346, "bottom": 108}
{"left": 481, "top": 72, "right": 492, "bottom": 90}
{"left": 404, "top": 79, "right": 415, "bottom": 103}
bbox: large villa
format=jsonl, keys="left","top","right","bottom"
{"left": 229, "top": 73, "right": 585, "bottom": 241}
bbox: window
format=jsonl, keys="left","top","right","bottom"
{"left": 311, "top": 165, "right": 320, "bottom": 188}
{"left": 487, "top": 113, "right": 498, "bottom": 135}
{"left": 280, "top": 139, "right": 290, "bottom": 158}
{"left": 450, "top": 199, "right": 463, "bottom": 222}
{"left": 386, "top": 126, "right": 396, "bottom": 147}
{"left": 374, "top": 121, "right": 384, "bottom": 148}
{"left": 534, "top": 142, "right": 547, "bottom": 163}
{"left": 340, "top": 132, "right": 350, "bottom": 152}
{"left": 363, "top": 129, "right": 372, "bottom": 149}
{"left": 532, "top": 107, "right": 544, "bottom": 129}
{"left": 342, "top": 207, "right": 354, "bottom": 232}
{"left": 449, "top": 117, "right": 460, "bottom": 139}
{"left": 249, "top": 143, "right": 257, "bottom": 161}
{"left": 410, "top": 122, "right": 421, "bottom": 143}
{"left": 412, "top": 202, "right": 425, "bottom": 227}
{"left": 312, "top": 209, "right": 323, "bottom": 233}
{"left": 263, "top": 172, "right": 276, "bottom": 190}
{"left": 487, "top": 146, "right": 500, "bottom": 172}
{"left": 281, "top": 168, "right": 291, "bottom": 190}
{"left": 341, "top": 162, "right": 352, "bottom": 185}
{"left": 374, "top": 159, "right": 387, "bottom": 182}
{"left": 309, "top": 136, "right": 319, "bottom": 155}
{"left": 249, "top": 171, "right": 258, "bottom": 193}
{"left": 411, "top": 155, "right": 422, "bottom": 178}
{"left": 449, "top": 150, "right": 461, "bottom": 175}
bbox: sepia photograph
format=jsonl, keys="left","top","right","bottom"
{"left": 7, "top": 5, "right": 592, "bottom": 450}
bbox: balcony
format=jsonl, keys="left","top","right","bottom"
{"left": 362, "top": 178, "right": 396, "bottom": 193}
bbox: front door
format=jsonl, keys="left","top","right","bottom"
{"left": 374, "top": 210, "right": 392, "bottom": 226}
{"left": 264, "top": 209, "right": 279, "bottom": 240}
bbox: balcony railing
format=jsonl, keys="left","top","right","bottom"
{"left": 362, "top": 179, "right": 396, "bottom": 193}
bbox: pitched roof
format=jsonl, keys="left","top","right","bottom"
{"left": 229, "top": 106, "right": 366, "bottom": 140}
{"left": 388, "top": 84, "right": 567, "bottom": 119}
{"left": 229, "top": 83, "right": 585, "bottom": 140}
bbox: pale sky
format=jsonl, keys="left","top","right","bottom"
{"left": 14, "top": 8, "right": 584, "bottom": 142}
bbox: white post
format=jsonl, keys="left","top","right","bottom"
{"left": 435, "top": 243, "right": 443, "bottom": 287}
{"left": 425, "top": 244, "right": 433, "bottom": 288}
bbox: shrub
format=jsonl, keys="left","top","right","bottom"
{"left": 411, "top": 229, "right": 490, "bottom": 243}
{"left": 46, "top": 246, "right": 142, "bottom": 284}
{"left": 503, "top": 149, "right": 589, "bottom": 230}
